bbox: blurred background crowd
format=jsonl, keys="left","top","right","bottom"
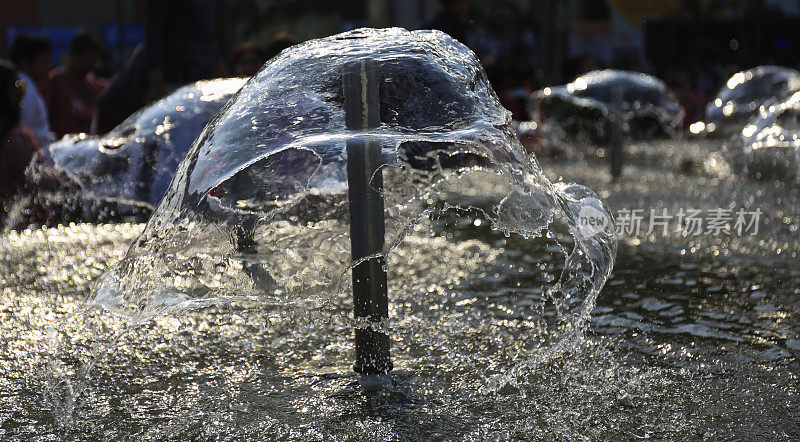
{"left": 2, "top": 0, "right": 800, "bottom": 222}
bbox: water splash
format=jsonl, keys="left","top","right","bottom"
{"left": 704, "top": 65, "right": 800, "bottom": 137}
{"left": 705, "top": 90, "right": 800, "bottom": 183}
{"left": 530, "top": 70, "right": 684, "bottom": 149}
{"left": 47, "top": 78, "right": 247, "bottom": 210}
{"left": 737, "top": 90, "right": 800, "bottom": 182}
{"left": 47, "top": 28, "right": 617, "bottom": 421}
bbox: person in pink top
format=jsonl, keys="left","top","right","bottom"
{"left": 46, "top": 30, "right": 107, "bottom": 137}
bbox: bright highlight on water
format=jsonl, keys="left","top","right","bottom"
{"left": 1, "top": 25, "right": 798, "bottom": 441}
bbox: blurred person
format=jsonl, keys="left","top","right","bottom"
{"left": 422, "top": 0, "right": 470, "bottom": 44}
{"left": 91, "top": 51, "right": 116, "bottom": 81}
{"left": 46, "top": 30, "right": 108, "bottom": 137}
{"left": 673, "top": 69, "right": 706, "bottom": 127}
{"left": 0, "top": 61, "right": 43, "bottom": 224}
{"left": 9, "top": 34, "right": 54, "bottom": 145}
{"left": 92, "top": 45, "right": 148, "bottom": 134}
{"left": 231, "top": 42, "right": 267, "bottom": 77}
{"left": 143, "top": 0, "right": 226, "bottom": 101}
{"left": 265, "top": 32, "right": 299, "bottom": 60}
{"left": 94, "top": 0, "right": 227, "bottom": 134}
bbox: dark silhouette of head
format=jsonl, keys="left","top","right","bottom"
{"left": 231, "top": 42, "right": 267, "bottom": 77}
{"left": 441, "top": 0, "right": 469, "bottom": 16}
{"left": 0, "top": 60, "right": 24, "bottom": 142}
{"left": 9, "top": 34, "right": 52, "bottom": 82}
{"left": 265, "top": 32, "right": 299, "bottom": 60}
{"left": 67, "top": 30, "right": 103, "bottom": 76}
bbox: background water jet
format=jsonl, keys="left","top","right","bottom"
{"left": 47, "top": 78, "right": 247, "bottom": 212}
{"left": 529, "top": 70, "right": 684, "bottom": 152}
{"left": 703, "top": 65, "right": 800, "bottom": 137}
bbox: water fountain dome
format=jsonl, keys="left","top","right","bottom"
{"left": 59, "top": 28, "right": 616, "bottom": 387}
{"left": 529, "top": 69, "right": 684, "bottom": 147}
{"left": 728, "top": 90, "right": 800, "bottom": 182}
{"left": 47, "top": 78, "right": 247, "bottom": 210}
{"left": 704, "top": 65, "right": 800, "bottom": 137}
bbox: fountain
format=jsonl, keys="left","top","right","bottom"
{"left": 703, "top": 65, "right": 800, "bottom": 137}
{"left": 45, "top": 27, "right": 616, "bottom": 418}
{"left": 706, "top": 90, "right": 800, "bottom": 183}
{"left": 529, "top": 70, "right": 684, "bottom": 149}
{"left": 2, "top": 28, "right": 798, "bottom": 440}
{"left": 47, "top": 78, "right": 247, "bottom": 211}
{"left": 528, "top": 70, "right": 684, "bottom": 179}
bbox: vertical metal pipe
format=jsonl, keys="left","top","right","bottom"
{"left": 343, "top": 59, "right": 392, "bottom": 375}
{"left": 609, "top": 83, "right": 623, "bottom": 181}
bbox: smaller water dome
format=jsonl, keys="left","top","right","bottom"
{"left": 722, "top": 91, "right": 800, "bottom": 182}
{"left": 705, "top": 66, "right": 800, "bottom": 137}
{"left": 530, "top": 70, "right": 684, "bottom": 147}
{"left": 48, "top": 78, "right": 247, "bottom": 209}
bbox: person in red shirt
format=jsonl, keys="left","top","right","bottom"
{"left": 672, "top": 69, "right": 706, "bottom": 129}
{"left": 46, "top": 30, "right": 107, "bottom": 137}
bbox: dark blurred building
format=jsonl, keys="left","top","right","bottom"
{"left": 1, "top": 0, "right": 144, "bottom": 69}
{"left": 6, "top": 0, "right": 798, "bottom": 91}
{"left": 645, "top": 2, "right": 800, "bottom": 76}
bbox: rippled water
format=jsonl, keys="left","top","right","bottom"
{"left": 2, "top": 138, "right": 798, "bottom": 439}
{"left": 3, "top": 29, "right": 799, "bottom": 440}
